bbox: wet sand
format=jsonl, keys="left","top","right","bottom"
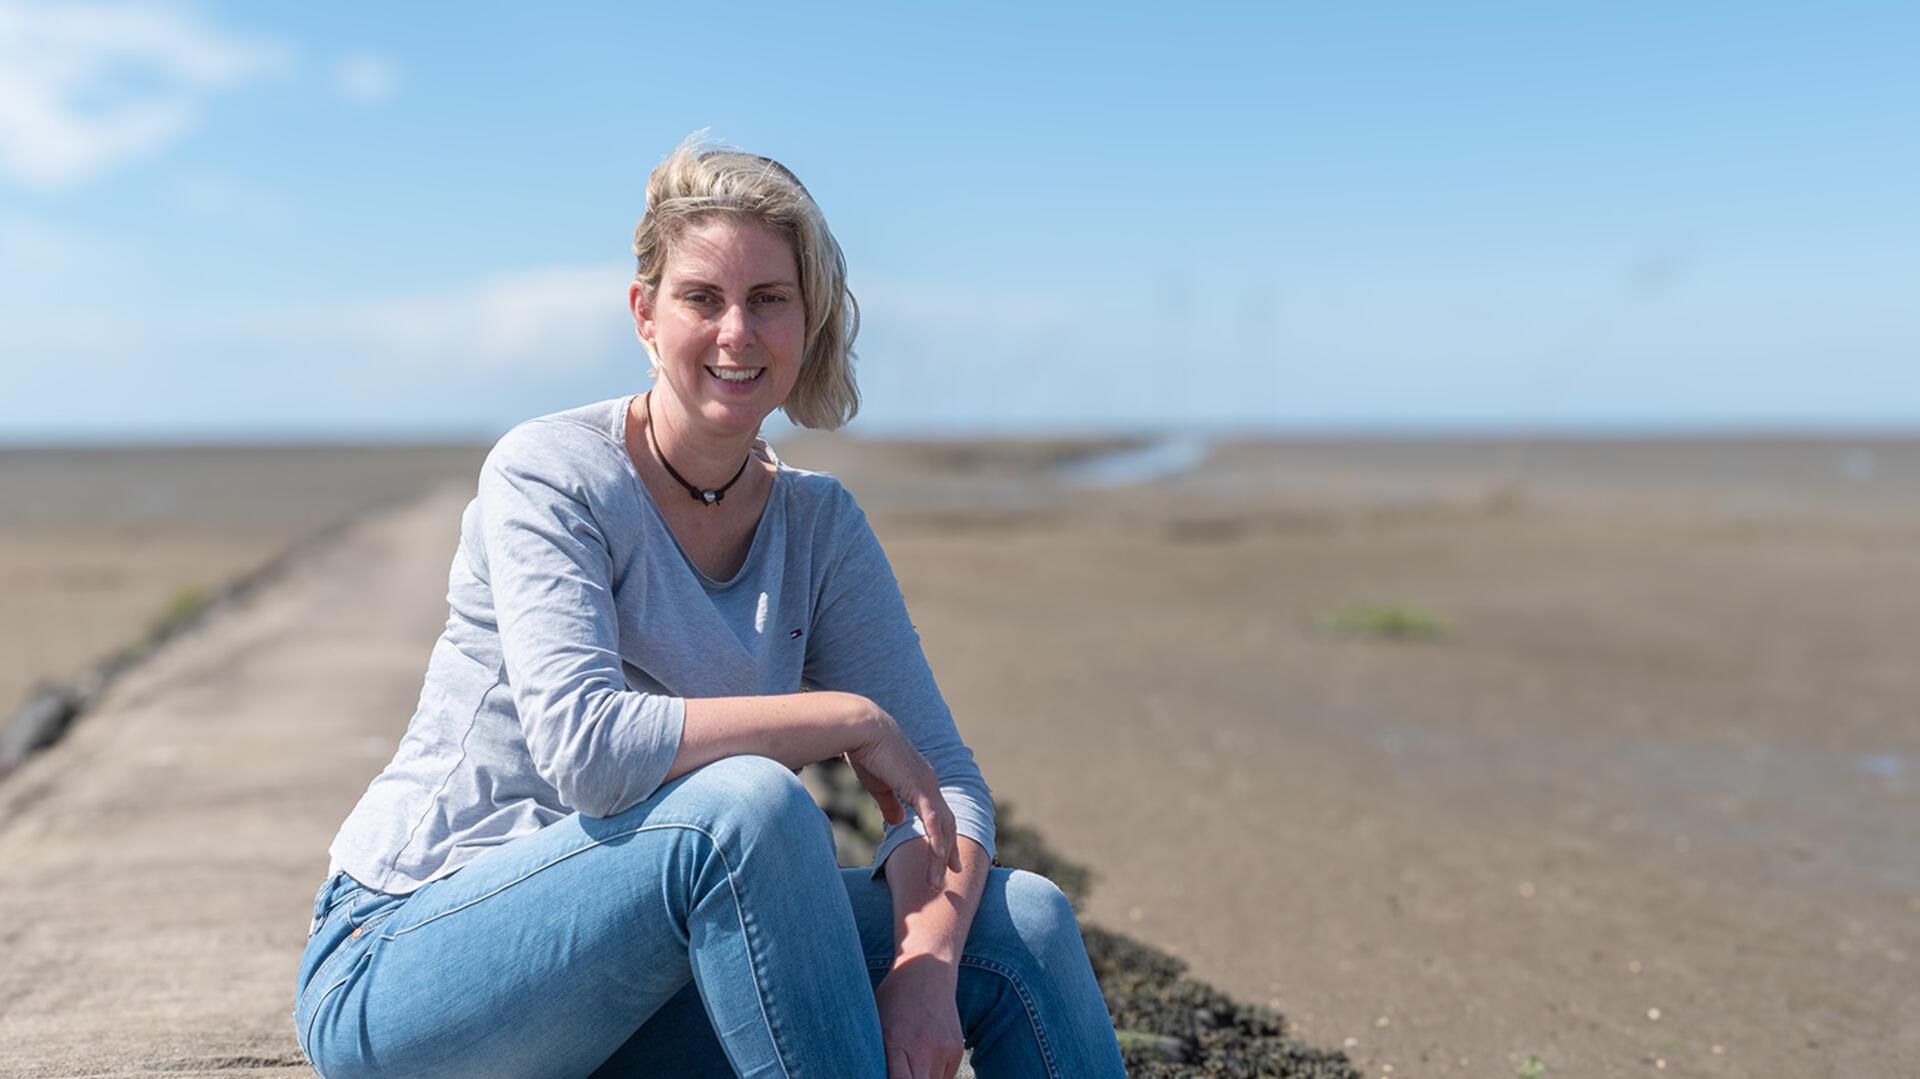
{"left": 793, "top": 433, "right": 1920, "bottom": 1077}
{"left": 2, "top": 434, "right": 1916, "bottom": 1076}
{"left": 0, "top": 445, "right": 486, "bottom": 720}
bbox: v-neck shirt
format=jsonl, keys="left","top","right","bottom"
{"left": 325, "top": 393, "right": 996, "bottom": 894}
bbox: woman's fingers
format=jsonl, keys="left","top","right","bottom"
{"left": 924, "top": 785, "right": 959, "bottom": 875}
{"left": 916, "top": 788, "right": 957, "bottom": 892}
{"left": 853, "top": 737, "right": 966, "bottom": 890}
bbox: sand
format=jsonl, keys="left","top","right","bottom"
{"left": 2, "top": 434, "right": 1915, "bottom": 1077}
{"left": 0, "top": 445, "right": 486, "bottom": 722}
{"left": 788, "top": 433, "right": 1920, "bottom": 1077}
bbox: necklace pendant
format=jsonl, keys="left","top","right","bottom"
{"left": 702, "top": 490, "right": 720, "bottom": 505}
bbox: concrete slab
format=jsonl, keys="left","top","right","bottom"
{"left": 0, "top": 484, "right": 469, "bottom": 1076}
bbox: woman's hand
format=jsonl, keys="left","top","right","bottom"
{"left": 844, "top": 701, "right": 962, "bottom": 892}
{"left": 875, "top": 959, "right": 966, "bottom": 1079}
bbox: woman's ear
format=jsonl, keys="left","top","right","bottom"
{"left": 628, "top": 280, "right": 655, "bottom": 352}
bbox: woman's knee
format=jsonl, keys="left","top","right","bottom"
{"left": 670, "top": 754, "right": 825, "bottom": 850}
{"left": 989, "top": 869, "right": 1085, "bottom": 969}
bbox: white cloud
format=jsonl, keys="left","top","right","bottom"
{"left": 177, "top": 262, "right": 636, "bottom": 377}
{"left": 0, "top": 248, "right": 637, "bottom": 379}
{"left": 321, "top": 263, "right": 633, "bottom": 372}
{"left": 0, "top": 1, "right": 287, "bottom": 188}
{"left": 329, "top": 52, "right": 397, "bottom": 104}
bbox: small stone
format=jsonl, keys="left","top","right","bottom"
{"left": 1712, "top": 1044, "right": 1726, "bottom": 1055}
{"left": 1112, "top": 1029, "right": 1186, "bottom": 1062}
{"left": 1345, "top": 1036, "right": 1360, "bottom": 1048}
{"left": 1647, "top": 1007, "right": 1662, "bottom": 1021}
{"left": 1375, "top": 1015, "right": 1391, "bottom": 1027}
{"left": 1518, "top": 881, "right": 1536, "bottom": 899}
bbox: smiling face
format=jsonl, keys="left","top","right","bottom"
{"left": 629, "top": 215, "right": 806, "bottom": 440}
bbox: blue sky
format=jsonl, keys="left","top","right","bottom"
{"left": 1, "top": 1, "right": 1915, "bottom": 442}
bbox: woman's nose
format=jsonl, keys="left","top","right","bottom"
{"left": 716, "top": 303, "right": 752, "bottom": 349}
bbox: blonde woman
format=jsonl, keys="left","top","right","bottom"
{"left": 291, "top": 135, "right": 1128, "bottom": 1079}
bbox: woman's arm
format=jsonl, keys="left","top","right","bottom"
{"left": 481, "top": 421, "right": 693, "bottom": 818}
{"left": 799, "top": 490, "right": 998, "bottom": 881}
{"left": 881, "top": 833, "right": 992, "bottom": 963}
{"left": 664, "top": 690, "right": 876, "bottom": 781}
{"left": 873, "top": 833, "right": 993, "bottom": 1078}
{"left": 671, "top": 691, "right": 962, "bottom": 886}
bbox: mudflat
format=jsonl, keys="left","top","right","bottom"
{"left": 2, "top": 434, "right": 1915, "bottom": 1077}
{"left": 0, "top": 444, "right": 486, "bottom": 720}
{"left": 793, "top": 434, "right": 1920, "bottom": 1078}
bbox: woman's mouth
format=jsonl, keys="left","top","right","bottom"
{"left": 705, "top": 366, "right": 765, "bottom": 384}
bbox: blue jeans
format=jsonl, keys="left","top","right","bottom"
{"left": 292, "top": 755, "right": 1129, "bottom": 1078}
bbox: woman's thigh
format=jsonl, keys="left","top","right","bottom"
{"left": 598, "top": 864, "right": 1120, "bottom": 1078}
{"left": 294, "top": 755, "right": 861, "bottom": 1079}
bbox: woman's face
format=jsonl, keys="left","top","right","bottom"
{"left": 630, "top": 216, "right": 806, "bottom": 439}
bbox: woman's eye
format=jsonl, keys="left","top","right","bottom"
{"left": 753, "top": 293, "right": 786, "bottom": 305}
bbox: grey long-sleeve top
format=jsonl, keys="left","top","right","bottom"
{"left": 325, "top": 393, "right": 996, "bottom": 895}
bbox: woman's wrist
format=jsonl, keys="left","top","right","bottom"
{"left": 827, "top": 691, "right": 883, "bottom": 750}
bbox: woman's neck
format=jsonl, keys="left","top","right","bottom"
{"left": 642, "top": 390, "right": 759, "bottom": 489}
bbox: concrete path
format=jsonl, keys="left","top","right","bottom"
{"left": 0, "top": 485, "right": 469, "bottom": 1077}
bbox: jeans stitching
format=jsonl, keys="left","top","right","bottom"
{"left": 346, "top": 895, "right": 395, "bottom": 928}
{"left": 301, "top": 947, "right": 373, "bottom": 1078}
{"left": 293, "top": 898, "right": 403, "bottom": 1067}
{"left": 298, "top": 886, "right": 397, "bottom": 1000}
{"left": 371, "top": 820, "right": 794, "bottom": 1079}
{"left": 299, "top": 925, "right": 365, "bottom": 1004}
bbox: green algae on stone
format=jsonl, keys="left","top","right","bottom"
{"left": 1316, "top": 602, "right": 1449, "bottom": 641}
{"left": 147, "top": 585, "right": 214, "bottom": 643}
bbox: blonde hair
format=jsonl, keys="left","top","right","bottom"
{"left": 632, "top": 132, "right": 861, "bottom": 430}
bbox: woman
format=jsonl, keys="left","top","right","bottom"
{"left": 291, "top": 135, "right": 1129, "bottom": 1079}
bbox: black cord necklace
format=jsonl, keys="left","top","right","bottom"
{"left": 643, "top": 390, "right": 750, "bottom": 506}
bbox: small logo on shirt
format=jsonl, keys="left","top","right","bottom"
{"left": 789, "top": 628, "right": 804, "bottom": 639}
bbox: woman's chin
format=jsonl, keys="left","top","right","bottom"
{"left": 694, "top": 395, "right": 777, "bottom": 435}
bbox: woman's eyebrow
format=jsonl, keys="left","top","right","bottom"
{"left": 676, "top": 277, "right": 798, "bottom": 292}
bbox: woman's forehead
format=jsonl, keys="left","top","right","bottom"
{"left": 664, "top": 217, "right": 796, "bottom": 281}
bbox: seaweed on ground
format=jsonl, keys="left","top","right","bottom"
{"left": 802, "top": 757, "right": 1360, "bottom": 1078}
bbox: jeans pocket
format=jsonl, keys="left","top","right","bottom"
{"left": 345, "top": 886, "right": 403, "bottom": 929}
{"left": 297, "top": 876, "right": 394, "bottom": 1001}
{"left": 309, "top": 872, "right": 376, "bottom": 938}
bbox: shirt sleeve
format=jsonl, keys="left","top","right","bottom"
{"left": 477, "top": 422, "right": 687, "bottom": 819}
{"left": 801, "top": 492, "right": 997, "bottom": 879}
